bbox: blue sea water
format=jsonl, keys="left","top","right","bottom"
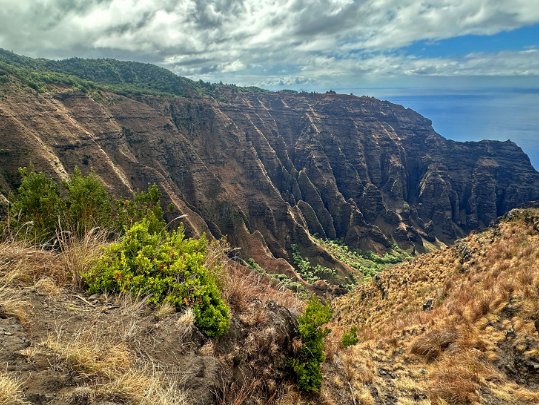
{"left": 379, "top": 90, "right": 539, "bottom": 170}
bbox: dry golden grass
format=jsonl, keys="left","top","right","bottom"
{"left": 0, "top": 252, "right": 33, "bottom": 324}
{"left": 0, "top": 241, "right": 64, "bottom": 286}
{"left": 33, "top": 276, "right": 62, "bottom": 295}
{"left": 428, "top": 350, "right": 493, "bottom": 404}
{"left": 201, "top": 238, "right": 304, "bottom": 316}
{"left": 0, "top": 293, "right": 31, "bottom": 324}
{"left": 410, "top": 327, "right": 458, "bottom": 361}
{"left": 275, "top": 384, "right": 314, "bottom": 405}
{"left": 156, "top": 301, "right": 177, "bottom": 319}
{"left": 327, "top": 209, "right": 539, "bottom": 404}
{"left": 56, "top": 228, "right": 108, "bottom": 288}
{"left": 0, "top": 236, "right": 97, "bottom": 324}
{"left": 221, "top": 259, "right": 303, "bottom": 314}
{"left": 23, "top": 323, "right": 189, "bottom": 404}
{"left": 39, "top": 332, "right": 133, "bottom": 377}
{"left": 95, "top": 369, "right": 188, "bottom": 404}
{"left": 0, "top": 372, "right": 28, "bottom": 405}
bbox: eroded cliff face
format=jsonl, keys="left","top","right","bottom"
{"left": 1, "top": 85, "right": 538, "bottom": 273}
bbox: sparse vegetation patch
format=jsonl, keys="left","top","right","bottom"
{"left": 290, "top": 296, "right": 332, "bottom": 393}
{"left": 314, "top": 237, "right": 410, "bottom": 280}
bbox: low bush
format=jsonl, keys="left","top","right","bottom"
{"left": 114, "top": 183, "right": 164, "bottom": 234}
{"left": 83, "top": 219, "right": 230, "bottom": 337}
{"left": 64, "top": 167, "right": 113, "bottom": 236}
{"left": 290, "top": 296, "right": 332, "bottom": 393}
{"left": 341, "top": 326, "right": 359, "bottom": 347}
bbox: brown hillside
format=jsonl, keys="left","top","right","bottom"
{"left": 324, "top": 209, "right": 539, "bottom": 404}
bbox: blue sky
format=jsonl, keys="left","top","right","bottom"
{"left": 402, "top": 24, "right": 539, "bottom": 59}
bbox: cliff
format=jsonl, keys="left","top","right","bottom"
{"left": 0, "top": 52, "right": 538, "bottom": 276}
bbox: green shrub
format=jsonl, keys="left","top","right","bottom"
{"left": 114, "top": 183, "right": 165, "bottom": 234}
{"left": 9, "top": 167, "right": 64, "bottom": 243}
{"left": 290, "top": 296, "right": 332, "bottom": 393}
{"left": 291, "top": 244, "right": 336, "bottom": 283}
{"left": 341, "top": 326, "right": 359, "bottom": 347}
{"left": 64, "top": 167, "right": 113, "bottom": 236}
{"left": 5, "top": 167, "right": 166, "bottom": 244}
{"left": 83, "top": 219, "right": 229, "bottom": 337}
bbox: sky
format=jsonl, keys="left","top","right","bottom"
{"left": 0, "top": 0, "right": 538, "bottom": 166}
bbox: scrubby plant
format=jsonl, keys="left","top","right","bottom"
{"left": 114, "top": 184, "right": 165, "bottom": 234}
{"left": 8, "top": 167, "right": 64, "bottom": 243}
{"left": 290, "top": 296, "right": 332, "bottom": 393}
{"left": 64, "top": 167, "right": 113, "bottom": 236}
{"left": 291, "top": 244, "right": 336, "bottom": 283}
{"left": 83, "top": 219, "right": 229, "bottom": 337}
{"left": 341, "top": 326, "right": 359, "bottom": 347}
{"left": 4, "top": 167, "right": 167, "bottom": 244}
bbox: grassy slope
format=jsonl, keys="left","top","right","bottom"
{"left": 0, "top": 236, "right": 302, "bottom": 404}
{"left": 322, "top": 208, "right": 539, "bottom": 404}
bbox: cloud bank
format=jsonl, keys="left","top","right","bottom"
{"left": 0, "top": 0, "right": 538, "bottom": 86}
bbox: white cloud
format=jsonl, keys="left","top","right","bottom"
{"left": 0, "top": 0, "right": 538, "bottom": 84}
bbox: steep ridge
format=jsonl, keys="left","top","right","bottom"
{"left": 325, "top": 208, "right": 539, "bottom": 404}
{"left": 0, "top": 53, "right": 538, "bottom": 277}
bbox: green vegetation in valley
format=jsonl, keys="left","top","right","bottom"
{"left": 246, "top": 257, "right": 307, "bottom": 293}
{"left": 291, "top": 244, "right": 337, "bottom": 283}
{"left": 314, "top": 237, "right": 410, "bottom": 280}
{"left": 290, "top": 296, "right": 332, "bottom": 393}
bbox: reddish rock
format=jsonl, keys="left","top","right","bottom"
{"left": 0, "top": 87, "right": 538, "bottom": 271}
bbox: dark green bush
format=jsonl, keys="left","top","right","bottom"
{"left": 341, "top": 326, "right": 359, "bottom": 347}
{"left": 290, "top": 296, "right": 332, "bottom": 393}
{"left": 83, "top": 219, "right": 230, "bottom": 337}
{"left": 5, "top": 167, "right": 166, "bottom": 243}
{"left": 9, "top": 167, "right": 64, "bottom": 243}
{"left": 114, "top": 183, "right": 165, "bottom": 234}
{"left": 64, "top": 167, "right": 113, "bottom": 236}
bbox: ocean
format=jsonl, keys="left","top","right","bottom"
{"left": 377, "top": 90, "right": 539, "bottom": 170}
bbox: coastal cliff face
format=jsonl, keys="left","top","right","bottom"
{"left": 1, "top": 85, "right": 538, "bottom": 272}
